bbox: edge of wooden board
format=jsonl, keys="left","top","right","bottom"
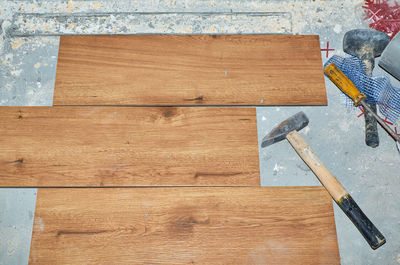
{"left": 0, "top": 106, "right": 260, "bottom": 187}
{"left": 53, "top": 35, "right": 327, "bottom": 106}
{"left": 29, "top": 186, "right": 339, "bottom": 265}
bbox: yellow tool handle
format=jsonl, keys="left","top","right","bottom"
{"left": 324, "top": 63, "right": 366, "bottom": 106}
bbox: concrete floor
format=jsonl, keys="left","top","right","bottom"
{"left": 0, "top": 0, "right": 399, "bottom": 264}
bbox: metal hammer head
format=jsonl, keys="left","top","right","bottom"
{"left": 343, "top": 29, "right": 390, "bottom": 73}
{"left": 261, "top": 111, "right": 309, "bottom": 148}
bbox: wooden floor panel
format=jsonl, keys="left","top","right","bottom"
{"left": 0, "top": 107, "right": 259, "bottom": 187}
{"left": 29, "top": 187, "right": 340, "bottom": 265}
{"left": 53, "top": 35, "right": 327, "bottom": 106}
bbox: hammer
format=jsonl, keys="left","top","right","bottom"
{"left": 262, "top": 112, "right": 386, "bottom": 250}
{"left": 343, "top": 29, "right": 390, "bottom": 148}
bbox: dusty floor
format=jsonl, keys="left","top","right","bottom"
{"left": 0, "top": 0, "right": 399, "bottom": 264}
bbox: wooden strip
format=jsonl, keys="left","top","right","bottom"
{"left": 53, "top": 35, "right": 327, "bottom": 106}
{"left": 29, "top": 187, "right": 340, "bottom": 264}
{"left": 0, "top": 107, "right": 259, "bottom": 187}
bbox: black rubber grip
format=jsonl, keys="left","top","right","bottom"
{"left": 337, "top": 195, "right": 386, "bottom": 250}
{"left": 364, "top": 102, "right": 379, "bottom": 148}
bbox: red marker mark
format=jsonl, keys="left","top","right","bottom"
{"left": 321, "top": 41, "right": 335, "bottom": 58}
{"left": 383, "top": 116, "right": 394, "bottom": 125}
{"left": 395, "top": 127, "right": 399, "bottom": 135}
{"left": 357, "top": 106, "right": 365, "bottom": 117}
{"left": 363, "top": 0, "right": 400, "bottom": 39}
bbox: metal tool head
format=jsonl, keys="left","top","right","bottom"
{"left": 261, "top": 111, "right": 309, "bottom": 148}
{"left": 343, "top": 29, "right": 390, "bottom": 58}
{"left": 379, "top": 32, "right": 400, "bottom": 81}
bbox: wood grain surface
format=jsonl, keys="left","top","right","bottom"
{"left": 53, "top": 35, "right": 327, "bottom": 106}
{"left": 0, "top": 107, "right": 259, "bottom": 187}
{"left": 29, "top": 187, "right": 340, "bottom": 264}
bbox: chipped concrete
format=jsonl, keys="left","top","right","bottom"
{"left": 8, "top": 12, "right": 293, "bottom": 36}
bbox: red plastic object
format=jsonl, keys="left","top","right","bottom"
{"left": 363, "top": 0, "right": 400, "bottom": 39}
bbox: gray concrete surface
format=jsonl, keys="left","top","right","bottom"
{"left": 0, "top": 189, "right": 37, "bottom": 265}
{"left": 0, "top": 0, "right": 399, "bottom": 264}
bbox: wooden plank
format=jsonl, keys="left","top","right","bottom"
{"left": 29, "top": 187, "right": 340, "bottom": 264}
{"left": 53, "top": 35, "right": 327, "bottom": 106}
{"left": 0, "top": 107, "right": 259, "bottom": 187}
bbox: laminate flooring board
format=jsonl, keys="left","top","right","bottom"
{"left": 29, "top": 187, "right": 340, "bottom": 264}
{"left": 0, "top": 107, "right": 259, "bottom": 187}
{"left": 53, "top": 35, "right": 327, "bottom": 106}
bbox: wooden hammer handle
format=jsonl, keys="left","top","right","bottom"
{"left": 286, "top": 130, "right": 386, "bottom": 250}
{"left": 286, "top": 130, "right": 347, "bottom": 201}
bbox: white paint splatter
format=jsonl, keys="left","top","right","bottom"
{"left": 333, "top": 24, "right": 342, "bottom": 33}
{"left": 273, "top": 163, "right": 286, "bottom": 173}
{"left": 10, "top": 69, "right": 22, "bottom": 77}
{"left": 302, "top": 126, "right": 310, "bottom": 135}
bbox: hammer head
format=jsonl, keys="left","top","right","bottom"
{"left": 343, "top": 29, "right": 390, "bottom": 59}
{"left": 261, "top": 111, "right": 309, "bottom": 148}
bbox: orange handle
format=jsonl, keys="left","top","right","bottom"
{"left": 324, "top": 63, "right": 366, "bottom": 106}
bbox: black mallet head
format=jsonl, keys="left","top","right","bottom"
{"left": 261, "top": 111, "right": 309, "bottom": 148}
{"left": 343, "top": 29, "right": 390, "bottom": 73}
{"left": 344, "top": 29, "right": 390, "bottom": 58}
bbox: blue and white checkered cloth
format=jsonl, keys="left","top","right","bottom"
{"left": 325, "top": 55, "right": 400, "bottom": 123}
